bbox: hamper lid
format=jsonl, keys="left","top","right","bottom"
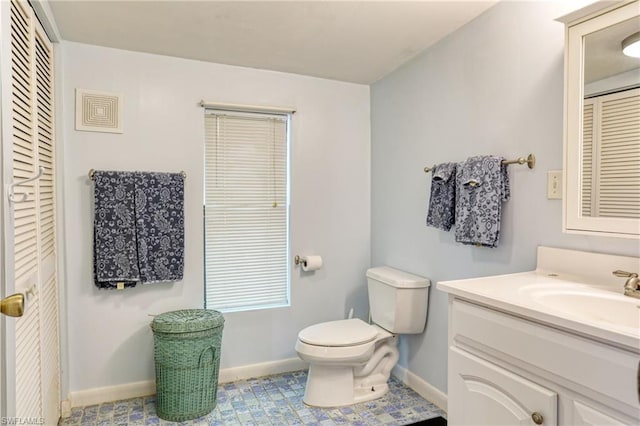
{"left": 151, "top": 309, "right": 224, "bottom": 333}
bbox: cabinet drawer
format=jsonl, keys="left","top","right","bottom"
{"left": 451, "top": 298, "right": 640, "bottom": 411}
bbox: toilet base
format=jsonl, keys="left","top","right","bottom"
{"left": 303, "top": 364, "right": 391, "bottom": 407}
{"left": 303, "top": 364, "right": 355, "bottom": 407}
{"left": 353, "top": 381, "right": 389, "bottom": 404}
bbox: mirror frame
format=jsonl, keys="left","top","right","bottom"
{"left": 562, "top": 0, "right": 640, "bottom": 238}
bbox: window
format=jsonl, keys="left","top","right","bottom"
{"left": 204, "top": 109, "right": 290, "bottom": 312}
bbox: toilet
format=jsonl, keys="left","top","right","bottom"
{"left": 295, "top": 266, "right": 430, "bottom": 407}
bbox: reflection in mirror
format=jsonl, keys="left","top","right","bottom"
{"left": 581, "top": 16, "right": 640, "bottom": 219}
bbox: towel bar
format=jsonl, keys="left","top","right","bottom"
{"left": 424, "top": 153, "right": 535, "bottom": 173}
{"left": 88, "top": 169, "right": 187, "bottom": 180}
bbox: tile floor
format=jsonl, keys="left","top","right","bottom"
{"left": 59, "top": 370, "right": 445, "bottom": 426}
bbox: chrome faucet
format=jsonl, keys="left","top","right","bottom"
{"left": 613, "top": 270, "right": 640, "bottom": 299}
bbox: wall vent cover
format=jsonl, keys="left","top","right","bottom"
{"left": 75, "top": 89, "right": 123, "bottom": 133}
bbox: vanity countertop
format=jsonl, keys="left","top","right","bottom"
{"left": 438, "top": 247, "right": 640, "bottom": 353}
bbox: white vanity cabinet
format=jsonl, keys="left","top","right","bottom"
{"left": 446, "top": 297, "right": 639, "bottom": 426}
{"left": 439, "top": 247, "right": 640, "bottom": 425}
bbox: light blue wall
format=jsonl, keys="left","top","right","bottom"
{"left": 370, "top": 1, "right": 640, "bottom": 394}
{"left": 59, "top": 42, "right": 371, "bottom": 394}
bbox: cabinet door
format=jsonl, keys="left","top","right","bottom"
{"left": 572, "top": 400, "right": 631, "bottom": 425}
{"left": 449, "top": 347, "right": 557, "bottom": 426}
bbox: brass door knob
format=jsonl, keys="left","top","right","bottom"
{"left": 1, "top": 293, "right": 25, "bottom": 317}
{"left": 531, "top": 412, "right": 544, "bottom": 425}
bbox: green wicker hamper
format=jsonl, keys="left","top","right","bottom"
{"left": 151, "top": 309, "right": 225, "bottom": 422}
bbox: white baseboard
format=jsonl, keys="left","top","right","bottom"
{"left": 392, "top": 365, "right": 448, "bottom": 413}
{"left": 218, "top": 357, "right": 307, "bottom": 383}
{"left": 67, "top": 357, "right": 308, "bottom": 408}
{"left": 60, "top": 399, "right": 72, "bottom": 418}
{"left": 69, "top": 380, "right": 156, "bottom": 408}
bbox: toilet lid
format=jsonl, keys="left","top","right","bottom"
{"left": 298, "top": 318, "right": 378, "bottom": 347}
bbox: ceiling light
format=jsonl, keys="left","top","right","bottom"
{"left": 622, "top": 31, "right": 640, "bottom": 58}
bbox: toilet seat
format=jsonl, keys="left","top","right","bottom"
{"left": 298, "top": 318, "right": 378, "bottom": 347}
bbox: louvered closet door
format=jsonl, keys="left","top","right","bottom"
{"left": 581, "top": 89, "right": 640, "bottom": 219}
{"left": 34, "top": 12, "right": 59, "bottom": 425}
{"left": 9, "top": 0, "right": 60, "bottom": 423}
{"left": 582, "top": 100, "right": 595, "bottom": 216}
{"left": 597, "top": 89, "right": 640, "bottom": 218}
{"left": 11, "top": 0, "right": 42, "bottom": 418}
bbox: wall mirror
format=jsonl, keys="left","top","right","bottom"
{"left": 561, "top": 0, "right": 640, "bottom": 238}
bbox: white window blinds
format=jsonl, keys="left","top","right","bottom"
{"left": 204, "top": 110, "right": 290, "bottom": 312}
{"left": 582, "top": 88, "right": 640, "bottom": 218}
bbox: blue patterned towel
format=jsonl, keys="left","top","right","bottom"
{"left": 134, "top": 172, "right": 185, "bottom": 283}
{"left": 454, "top": 156, "right": 510, "bottom": 248}
{"left": 426, "top": 162, "right": 456, "bottom": 231}
{"left": 93, "top": 171, "right": 140, "bottom": 289}
{"left": 93, "top": 171, "right": 185, "bottom": 288}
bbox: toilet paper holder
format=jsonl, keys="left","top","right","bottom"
{"left": 294, "top": 255, "right": 315, "bottom": 267}
{"left": 294, "top": 255, "right": 323, "bottom": 271}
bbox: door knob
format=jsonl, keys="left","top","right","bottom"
{"left": 1, "top": 293, "right": 25, "bottom": 317}
{"left": 531, "top": 411, "right": 544, "bottom": 425}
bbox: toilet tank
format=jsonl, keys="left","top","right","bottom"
{"left": 366, "top": 266, "right": 430, "bottom": 334}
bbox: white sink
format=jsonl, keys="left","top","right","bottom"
{"left": 530, "top": 290, "right": 640, "bottom": 331}
{"left": 438, "top": 247, "right": 640, "bottom": 351}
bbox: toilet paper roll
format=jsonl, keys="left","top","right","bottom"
{"left": 301, "top": 255, "right": 323, "bottom": 272}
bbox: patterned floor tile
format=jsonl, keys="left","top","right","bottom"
{"left": 59, "top": 371, "right": 444, "bottom": 425}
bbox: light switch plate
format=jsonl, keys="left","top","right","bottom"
{"left": 547, "top": 170, "right": 562, "bottom": 199}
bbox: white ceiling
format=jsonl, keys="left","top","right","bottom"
{"left": 49, "top": 0, "right": 498, "bottom": 84}
{"left": 584, "top": 15, "right": 640, "bottom": 83}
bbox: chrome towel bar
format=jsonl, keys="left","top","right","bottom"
{"left": 88, "top": 169, "right": 187, "bottom": 180}
{"left": 424, "top": 153, "right": 535, "bottom": 173}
